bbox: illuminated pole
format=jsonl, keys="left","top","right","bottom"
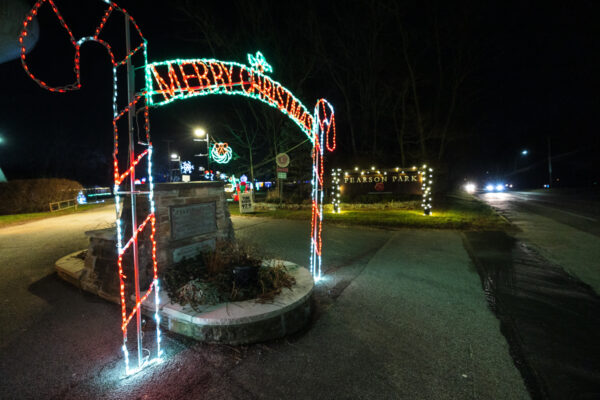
{"left": 547, "top": 137, "right": 552, "bottom": 188}
{"left": 0, "top": 135, "right": 5, "bottom": 182}
{"left": 193, "top": 128, "right": 210, "bottom": 171}
{"left": 164, "top": 138, "right": 173, "bottom": 172}
{"left": 514, "top": 149, "right": 528, "bottom": 173}
{"left": 125, "top": 15, "right": 143, "bottom": 369}
{"left": 170, "top": 153, "right": 181, "bottom": 181}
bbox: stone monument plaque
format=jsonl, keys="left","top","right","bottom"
{"left": 170, "top": 202, "right": 217, "bottom": 240}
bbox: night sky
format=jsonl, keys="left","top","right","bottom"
{"left": 0, "top": 0, "right": 598, "bottom": 188}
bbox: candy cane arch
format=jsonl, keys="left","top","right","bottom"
{"left": 19, "top": 0, "right": 161, "bottom": 375}
{"left": 18, "top": 0, "right": 335, "bottom": 375}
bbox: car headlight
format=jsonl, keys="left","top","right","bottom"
{"left": 496, "top": 184, "right": 504, "bottom": 191}
{"left": 464, "top": 183, "right": 476, "bottom": 193}
{"left": 485, "top": 184, "right": 494, "bottom": 191}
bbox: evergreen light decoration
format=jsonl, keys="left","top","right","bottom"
{"left": 210, "top": 143, "right": 232, "bottom": 164}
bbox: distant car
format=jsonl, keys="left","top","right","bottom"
{"left": 484, "top": 183, "right": 512, "bottom": 192}
{"left": 464, "top": 182, "right": 477, "bottom": 193}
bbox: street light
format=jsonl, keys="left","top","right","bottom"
{"left": 169, "top": 153, "right": 181, "bottom": 182}
{"left": 194, "top": 128, "right": 206, "bottom": 138}
{"left": 514, "top": 148, "right": 529, "bottom": 171}
{"left": 193, "top": 128, "right": 210, "bottom": 173}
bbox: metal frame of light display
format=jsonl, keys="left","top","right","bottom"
{"left": 19, "top": 0, "right": 336, "bottom": 375}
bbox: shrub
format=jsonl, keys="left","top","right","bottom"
{"left": 256, "top": 262, "right": 296, "bottom": 303}
{"left": 0, "top": 178, "right": 83, "bottom": 215}
{"left": 161, "top": 240, "right": 295, "bottom": 310}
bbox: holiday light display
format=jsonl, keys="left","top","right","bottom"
{"left": 331, "top": 168, "right": 342, "bottom": 213}
{"left": 210, "top": 142, "right": 233, "bottom": 164}
{"left": 19, "top": 0, "right": 161, "bottom": 375}
{"left": 310, "top": 100, "right": 336, "bottom": 281}
{"left": 77, "top": 191, "right": 87, "bottom": 205}
{"left": 332, "top": 166, "right": 434, "bottom": 215}
{"left": 234, "top": 176, "right": 250, "bottom": 202}
{"left": 420, "top": 164, "right": 434, "bottom": 215}
{"left": 180, "top": 160, "right": 194, "bottom": 174}
{"left": 20, "top": 10, "right": 336, "bottom": 381}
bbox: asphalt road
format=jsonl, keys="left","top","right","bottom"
{"left": 479, "top": 190, "right": 600, "bottom": 293}
{"left": 475, "top": 190, "right": 600, "bottom": 399}
{"left": 0, "top": 205, "right": 529, "bottom": 399}
{"left": 483, "top": 189, "right": 600, "bottom": 237}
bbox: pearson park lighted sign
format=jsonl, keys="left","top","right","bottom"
{"left": 331, "top": 165, "right": 434, "bottom": 215}
{"left": 343, "top": 170, "right": 420, "bottom": 185}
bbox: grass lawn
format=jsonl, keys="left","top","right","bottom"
{"left": 229, "top": 193, "right": 509, "bottom": 230}
{"left": 0, "top": 201, "right": 113, "bottom": 228}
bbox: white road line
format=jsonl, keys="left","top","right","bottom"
{"left": 507, "top": 194, "right": 598, "bottom": 222}
{"left": 550, "top": 208, "right": 598, "bottom": 222}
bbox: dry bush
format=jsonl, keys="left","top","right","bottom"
{"left": 0, "top": 178, "right": 83, "bottom": 215}
{"left": 163, "top": 241, "right": 296, "bottom": 309}
{"left": 203, "top": 240, "right": 262, "bottom": 276}
{"left": 257, "top": 262, "right": 296, "bottom": 303}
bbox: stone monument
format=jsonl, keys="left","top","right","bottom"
{"left": 79, "top": 181, "right": 233, "bottom": 303}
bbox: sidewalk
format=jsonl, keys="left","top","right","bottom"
{"left": 225, "top": 221, "right": 529, "bottom": 399}
{"left": 509, "top": 207, "right": 600, "bottom": 294}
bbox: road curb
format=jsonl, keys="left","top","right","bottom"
{"left": 55, "top": 253, "right": 313, "bottom": 344}
{"left": 55, "top": 250, "right": 122, "bottom": 304}
{"left": 55, "top": 250, "right": 86, "bottom": 289}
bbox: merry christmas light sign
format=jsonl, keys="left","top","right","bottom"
{"left": 146, "top": 54, "right": 316, "bottom": 141}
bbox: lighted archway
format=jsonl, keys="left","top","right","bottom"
{"left": 18, "top": 0, "right": 336, "bottom": 375}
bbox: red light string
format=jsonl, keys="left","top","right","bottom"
{"left": 116, "top": 42, "right": 146, "bottom": 66}
{"left": 115, "top": 94, "right": 143, "bottom": 124}
{"left": 47, "top": 0, "right": 76, "bottom": 47}
{"left": 118, "top": 213, "right": 158, "bottom": 331}
{"left": 93, "top": 4, "right": 113, "bottom": 40}
{"left": 119, "top": 213, "right": 153, "bottom": 255}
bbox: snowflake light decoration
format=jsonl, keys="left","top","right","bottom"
{"left": 180, "top": 160, "right": 194, "bottom": 174}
